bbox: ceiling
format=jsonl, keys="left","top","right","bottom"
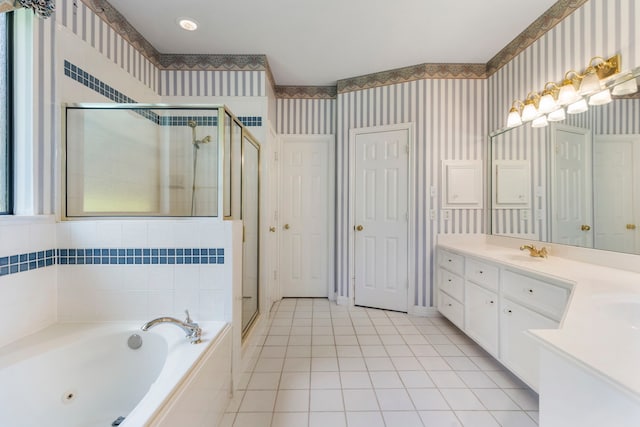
{"left": 107, "top": 0, "right": 558, "bottom": 86}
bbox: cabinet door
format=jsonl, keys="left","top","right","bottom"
{"left": 500, "top": 298, "right": 558, "bottom": 392}
{"left": 465, "top": 281, "right": 498, "bottom": 356}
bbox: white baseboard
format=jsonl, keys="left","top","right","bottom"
{"left": 409, "top": 305, "right": 441, "bottom": 317}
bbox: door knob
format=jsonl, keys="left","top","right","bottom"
{"left": 627, "top": 224, "right": 637, "bottom": 230}
{"left": 269, "top": 226, "right": 276, "bottom": 232}
{"left": 581, "top": 224, "right": 591, "bottom": 231}
{"left": 355, "top": 225, "right": 364, "bottom": 231}
{"left": 283, "top": 224, "right": 290, "bottom": 230}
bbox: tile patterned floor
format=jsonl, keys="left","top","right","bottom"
{"left": 221, "top": 298, "right": 539, "bottom": 427}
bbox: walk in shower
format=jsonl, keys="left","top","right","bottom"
{"left": 65, "top": 104, "right": 260, "bottom": 335}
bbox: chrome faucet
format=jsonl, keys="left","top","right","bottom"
{"left": 520, "top": 244, "right": 548, "bottom": 258}
{"left": 141, "top": 310, "right": 202, "bottom": 344}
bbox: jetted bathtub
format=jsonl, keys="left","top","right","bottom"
{"left": 0, "top": 321, "right": 231, "bottom": 427}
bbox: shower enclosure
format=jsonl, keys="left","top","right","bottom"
{"left": 65, "top": 104, "right": 261, "bottom": 335}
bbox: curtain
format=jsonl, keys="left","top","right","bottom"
{"left": 0, "top": 0, "right": 55, "bottom": 17}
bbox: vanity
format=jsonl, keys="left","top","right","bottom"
{"left": 437, "top": 234, "right": 640, "bottom": 426}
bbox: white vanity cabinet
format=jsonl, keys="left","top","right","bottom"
{"left": 437, "top": 249, "right": 465, "bottom": 329}
{"left": 436, "top": 246, "right": 572, "bottom": 392}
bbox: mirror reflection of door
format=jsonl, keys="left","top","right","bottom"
{"left": 551, "top": 125, "right": 593, "bottom": 247}
{"left": 594, "top": 136, "right": 640, "bottom": 254}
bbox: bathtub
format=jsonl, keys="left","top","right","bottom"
{"left": 0, "top": 321, "right": 231, "bottom": 427}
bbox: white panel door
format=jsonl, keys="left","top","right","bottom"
{"left": 594, "top": 137, "right": 639, "bottom": 253}
{"left": 280, "top": 136, "right": 333, "bottom": 297}
{"left": 552, "top": 127, "right": 592, "bottom": 247}
{"left": 354, "top": 129, "right": 409, "bottom": 312}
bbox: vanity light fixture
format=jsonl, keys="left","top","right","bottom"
{"left": 506, "top": 100, "right": 524, "bottom": 128}
{"left": 521, "top": 92, "right": 541, "bottom": 122}
{"left": 558, "top": 71, "right": 582, "bottom": 105}
{"left": 547, "top": 108, "right": 566, "bottom": 122}
{"left": 531, "top": 115, "right": 549, "bottom": 128}
{"left": 612, "top": 74, "right": 638, "bottom": 96}
{"left": 505, "top": 54, "right": 624, "bottom": 129}
{"left": 588, "top": 88, "right": 613, "bottom": 106}
{"left": 567, "top": 98, "right": 588, "bottom": 114}
{"left": 539, "top": 82, "right": 560, "bottom": 113}
{"left": 178, "top": 17, "right": 199, "bottom": 31}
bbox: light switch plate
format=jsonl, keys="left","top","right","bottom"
{"left": 442, "top": 209, "right": 452, "bottom": 221}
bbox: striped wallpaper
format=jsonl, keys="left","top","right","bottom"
{"left": 276, "top": 98, "right": 336, "bottom": 134}
{"left": 335, "top": 79, "right": 487, "bottom": 308}
{"left": 57, "top": 0, "right": 159, "bottom": 92}
{"left": 158, "top": 69, "right": 266, "bottom": 97}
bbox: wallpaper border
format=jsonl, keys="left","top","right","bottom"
{"left": 84, "top": 0, "right": 587, "bottom": 94}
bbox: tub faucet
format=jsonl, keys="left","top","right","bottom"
{"left": 520, "top": 244, "right": 548, "bottom": 258}
{"left": 141, "top": 310, "right": 202, "bottom": 344}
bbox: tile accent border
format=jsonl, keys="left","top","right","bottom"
{"left": 275, "top": 85, "right": 337, "bottom": 99}
{"left": 64, "top": 60, "right": 262, "bottom": 127}
{"left": 0, "top": 247, "right": 226, "bottom": 278}
{"left": 57, "top": 248, "right": 225, "bottom": 265}
{"left": 0, "top": 250, "right": 56, "bottom": 277}
{"left": 85, "top": 0, "right": 586, "bottom": 94}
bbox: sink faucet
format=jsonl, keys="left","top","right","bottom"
{"left": 520, "top": 244, "right": 548, "bottom": 258}
{"left": 141, "top": 310, "right": 202, "bottom": 344}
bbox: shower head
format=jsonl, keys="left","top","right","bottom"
{"left": 201, "top": 135, "right": 212, "bottom": 143}
{"left": 188, "top": 120, "right": 197, "bottom": 128}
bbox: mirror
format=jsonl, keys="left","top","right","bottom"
{"left": 490, "top": 66, "right": 640, "bottom": 255}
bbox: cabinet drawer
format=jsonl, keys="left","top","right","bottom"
{"left": 438, "top": 249, "right": 464, "bottom": 276}
{"left": 502, "top": 270, "right": 570, "bottom": 320}
{"left": 465, "top": 258, "right": 499, "bottom": 291}
{"left": 438, "top": 291, "right": 463, "bottom": 329}
{"left": 438, "top": 268, "right": 464, "bottom": 302}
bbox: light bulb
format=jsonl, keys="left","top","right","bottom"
{"left": 531, "top": 116, "right": 549, "bottom": 128}
{"left": 178, "top": 18, "right": 199, "bottom": 31}
{"left": 547, "top": 108, "right": 566, "bottom": 122}
{"left": 588, "top": 88, "right": 612, "bottom": 106}
{"left": 567, "top": 98, "right": 588, "bottom": 114}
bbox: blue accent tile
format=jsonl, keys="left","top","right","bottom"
{"left": 193, "top": 248, "right": 200, "bottom": 255}
{"left": 10, "top": 255, "right": 18, "bottom": 264}
{"left": 0, "top": 266, "right": 8, "bottom": 275}
{"left": 60, "top": 258, "right": 68, "bottom": 265}
{"left": 118, "top": 249, "right": 125, "bottom": 257}
{"left": 134, "top": 249, "right": 142, "bottom": 256}
{"left": 77, "top": 258, "right": 85, "bottom": 265}
{"left": 46, "top": 249, "right": 54, "bottom": 257}
{"left": 118, "top": 258, "right": 125, "bottom": 265}
{"left": 201, "top": 249, "right": 208, "bottom": 256}
{"left": 102, "top": 257, "right": 109, "bottom": 264}
{"left": 152, "top": 249, "right": 159, "bottom": 256}
{"left": 45, "top": 259, "right": 53, "bottom": 267}
{"left": 68, "top": 258, "right": 76, "bottom": 265}
{"left": 201, "top": 257, "right": 208, "bottom": 264}
{"left": 177, "top": 257, "right": 184, "bottom": 264}
{"left": 85, "top": 258, "right": 93, "bottom": 265}
{"left": 159, "top": 257, "right": 167, "bottom": 264}
{"left": 209, "top": 257, "right": 217, "bottom": 264}
{"left": 177, "top": 249, "right": 184, "bottom": 256}
{"left": 217, "top": 249, "right": 224, "bottom": 255}
{"left": 37, "top": 260, "right": 45, "bottom": 268}
{"left": 0, "top": 257, "right": 7, "bottom": 266}
{"left": 193, "top": 257, "right": 200, "bottom": 264}
{"left": 10, "top": 265, "right": 18, "bottom": 273}
{"left": 218, "top": 257, "right": 224, "bottom": 264}
{"left": 134, "top": 257, "right": 142, "bottom": 264}
{"left": 185, "top": 257, "right": 192, "bottom": 264}
{"left": 168, "top": 249, "right": 175, "bottom": 256}
{"left": 160, "top": 248, "right": 167, "bottom": 256}
{"left": 126, "top": 249, "right": 134, "bottom": 256}
{"left": 77, "top": 249, "right": 84, "bottom": 256}
{"left": 143, "top": 257, "right": 150, "bottom": 264}
{"left": 68, "top": 249, "right": 76, "bottom": 256}
{"left": 110, "top": 249, "right": 117, "bottom": 257}
{"left": 37, "top": 251, "right": 45, "bottom": 259}
{"left": 151, "top": 258, "right": 159, "bottom": 264}
{"left": 185, "top": 249, "right": 192, "bottom": 256}
{"left": 19, "top": 263, "right": 28, "bottom": 272}
{"left": 168, "top": 258, "right": 175, "bottom": 264}
{"left": 143, "top": 249, "right": 150, "bottom": 256}
{"left": 126, "top": 257, "right": 134, "bottom": 264}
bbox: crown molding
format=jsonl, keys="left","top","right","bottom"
{"left": 275, "top": 86, "right": 337, "bottom": 99}
{"left": 337, "top": 63, "right": 487, "bottom": 94}
{"left": 486, "top": 0, "right": 589, "bottom": 75}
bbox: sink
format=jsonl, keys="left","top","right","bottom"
{"left": 504, "top": 254, "right": 545, "bottom": 263}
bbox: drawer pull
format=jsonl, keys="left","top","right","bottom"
{"left": 448, "top": 259, "right": 452, "bottom": 262}
{"left": 479, "top": 270, "right": 484, "bottom": 274}
{"left": 489, "top": 300, "right": 494, "bottom": 304}
{"left": 528, "top": 289, "right": 534, "bottom": 294}
{"left": 505, "top": 308, "right": 513, "bottom": 314}
{"left": 448, "top": 279, "right": 452, "bottom": 282}
{"left": 447, "top": 303, "right": 452, "bottom": 307}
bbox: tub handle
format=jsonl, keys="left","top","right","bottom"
{"left": 185, "top": 309, "right": 193, "bottom": 323}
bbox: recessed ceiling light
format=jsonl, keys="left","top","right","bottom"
{"left": 177, "top": 17, "right": 198, "bottom": 31}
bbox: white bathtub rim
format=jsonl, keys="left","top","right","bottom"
{"left": 0, "top": 321, "right": 228, "bottom": 426}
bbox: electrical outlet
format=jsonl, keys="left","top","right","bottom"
{"left": 521, "top": 210, "right": 530, "bottom": 221}
{"left": 442, "top": 209, "right": 452, "bottom": 221}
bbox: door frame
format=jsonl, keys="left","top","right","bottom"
{"left": 278, "top": 134, "right": 336, "bottom": 300}
{"left": 348, "top": 123, "right": 415, "bottom": 312}
{"left": 549, "top": 123, "right": 593, "bottom": 246}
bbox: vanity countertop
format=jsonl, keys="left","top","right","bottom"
{"left": 437, "top": 234, "right": 640, "bottom": 402}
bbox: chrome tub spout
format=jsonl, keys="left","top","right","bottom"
{"left": 141, "top": 310, "right": 202, "bottom": 344}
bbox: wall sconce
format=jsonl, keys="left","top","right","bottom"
{"left": 521, "top": 92, "right": 541, "bottom": 122}
{"left": 505, "top": 54, "right": 623, "bottom": 129}
{"left": 507, "top": 100, "right": 524, "bottom": 128}
{"left": 612, "top": 73, "right": 638, "bottom": 96}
